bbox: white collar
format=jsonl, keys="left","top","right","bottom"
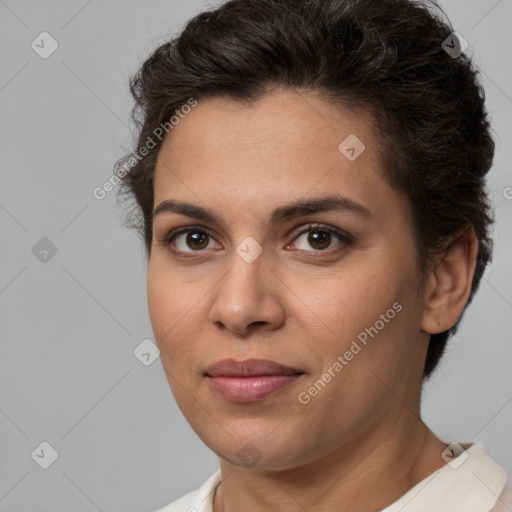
{"left": 381, "top": 442, "right": 507, "bottom": 512}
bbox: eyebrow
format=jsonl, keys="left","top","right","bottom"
{"left": 153, "top": 195, "right": 372, "bottom": 227}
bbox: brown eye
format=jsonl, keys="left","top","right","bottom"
{"left": 289, "top": 224, "right": 353, "bottom": 252}
{"left": 185, "top": 231, "right": 209, "bottom": 250}
{"left": 164, "top": 228, "right": 218, "bottom": 252}
{"left": 307, "top": 231, "right": 331, "bottom": 250}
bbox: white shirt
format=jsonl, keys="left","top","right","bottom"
{"left": 154, "top": 442, "right": 511, "bottom": 512}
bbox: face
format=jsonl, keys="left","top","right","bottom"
{"left": 147, "top": 89, "right": 430, "bottom": 471}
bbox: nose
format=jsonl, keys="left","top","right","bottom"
{"left": 208, "top": 250, "right": 286, "bottom": 336}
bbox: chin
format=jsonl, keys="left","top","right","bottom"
{"left": 198, "top": 425, "right": 313, "bottom": 471}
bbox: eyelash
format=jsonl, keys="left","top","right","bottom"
{"left": 160, "top": 223, "right": 354, "bottom": 256}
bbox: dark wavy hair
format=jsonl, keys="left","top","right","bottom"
{"left": 115, "top": 0, "right": 495, "bottom": 378}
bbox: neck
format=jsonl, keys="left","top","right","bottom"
{"left": 213, "top": 414, "right": 446, "bottom": 512}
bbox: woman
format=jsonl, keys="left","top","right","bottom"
{"left": 115, "top": 0, "right": 511, "bottom": 510}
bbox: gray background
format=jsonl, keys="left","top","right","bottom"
{"left": 0, "top": 1, "right": 511, "bottom": 511}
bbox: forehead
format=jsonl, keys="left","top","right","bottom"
{"left": 153, "top": 90, "right": 399, "bottom": 222}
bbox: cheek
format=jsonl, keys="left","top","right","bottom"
{"left": 300, "top": 263, "right": 418, "bottom": 374}
{"left": 147, "top": 265, "right": 171, "bottom": 339}
{"left": 303, "top": 270, "right": 393, "bottom": 337}
{"left": 147, "top": 262, "right": 198, "bottom": 360}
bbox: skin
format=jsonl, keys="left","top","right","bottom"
{"left": 147, "top": 89, "right": 478, "bottom": 511}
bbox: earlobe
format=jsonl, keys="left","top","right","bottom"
{"left": 421, "top": 227, "right": 478, "bottom": 334}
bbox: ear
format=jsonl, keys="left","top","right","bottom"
{"left": 421, "top": 227, "right": 479, "bottom": 334}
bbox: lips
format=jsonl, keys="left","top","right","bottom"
{"left": 205, "top": 358, "right": 304, "bottom": 402}
{"left": 205, "top": 358, "right": 303, "bottom": 377}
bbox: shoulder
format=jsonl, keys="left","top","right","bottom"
{"left": 489, "top": 477, "right": 512, "bottom": 511}
{"left": 382, "top": 442, "right": 509, "bottom": 511}
{"left": 152, "top": 470, "right": 221, "bottom": 512}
